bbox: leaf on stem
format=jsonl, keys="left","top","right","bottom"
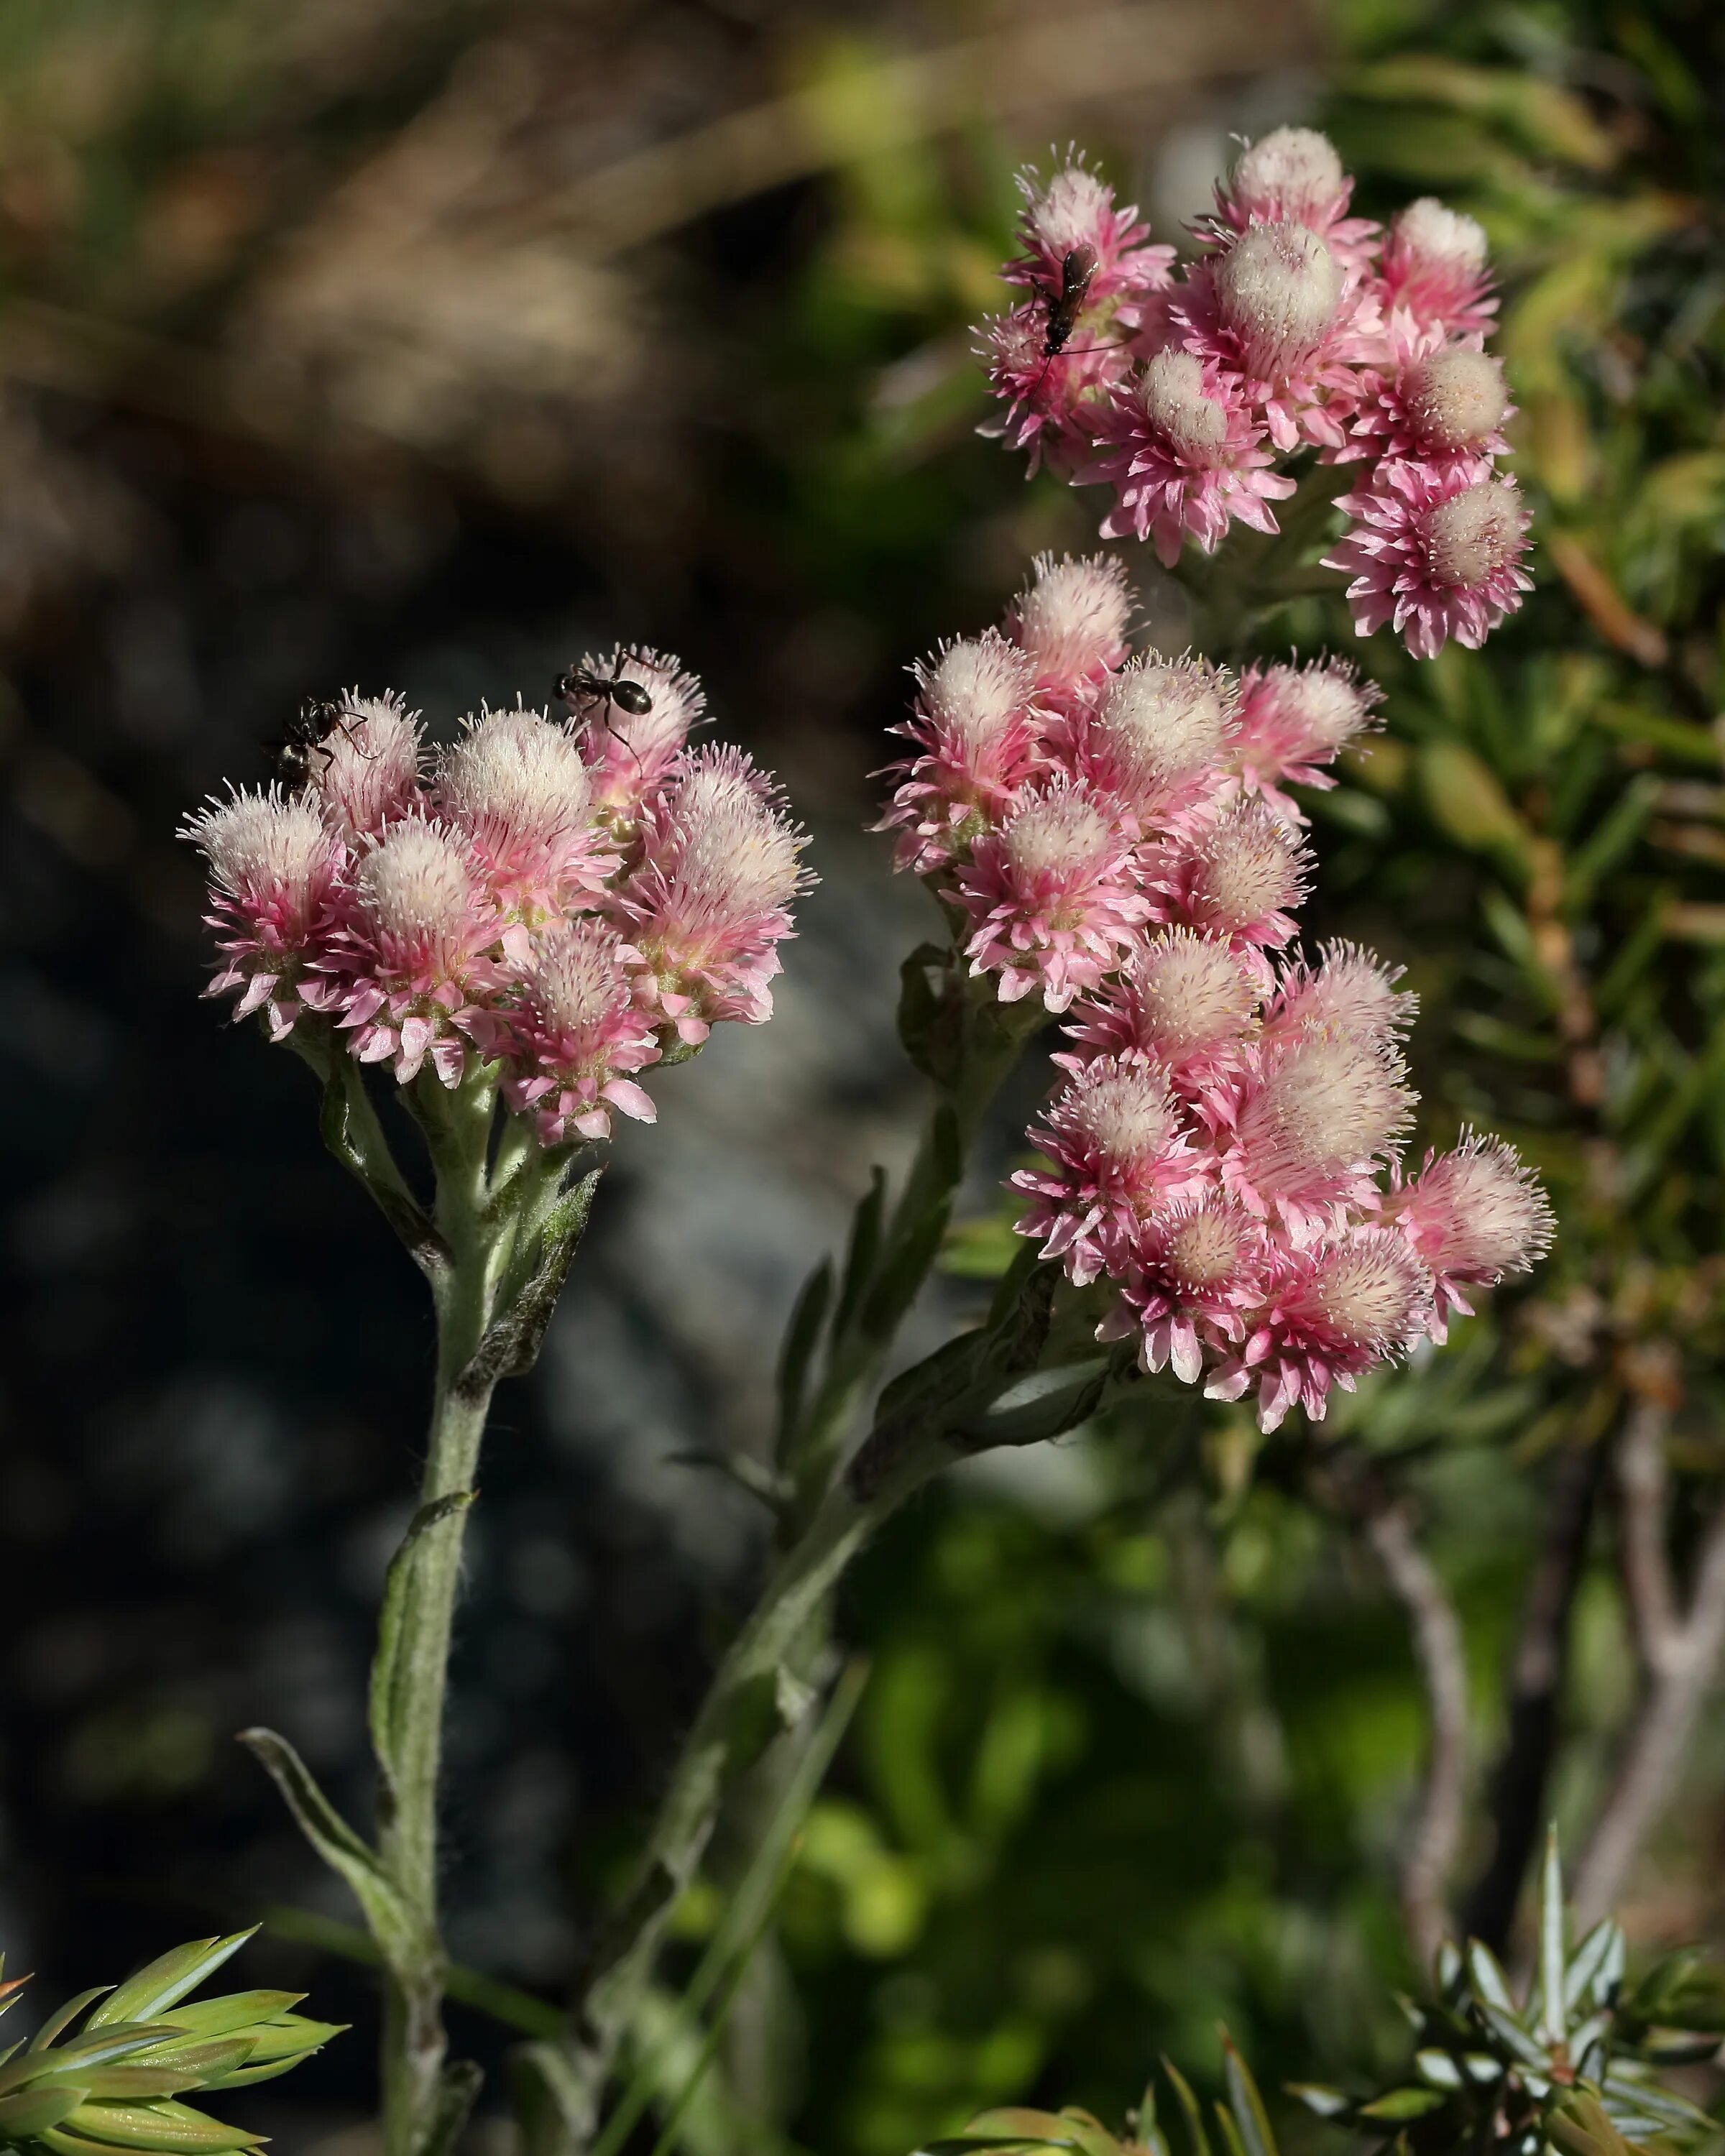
{"left": 369, "top": 1492, "right": 478, "bottom": 1819}
{"left": 236, "top": 1729, "right": 425, "bottom": 1978}
{"left": 458, "top": 1169, "right": 603, "bottom": 1398}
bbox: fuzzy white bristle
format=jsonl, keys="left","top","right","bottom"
{"left": 1191, "top": 802, "right": 1307, "bottom": 929}
{"left": 1262, "top": 663, "right": 1375, "bottom": 760}
{"left": 313, "top": 691, "right": 423, "bottom": 839}
{"left": 1215, "top": 222, "right": 1342, "bottom": 377}
{"left": 1003, "top": 788, "right": 1112, "bottom": 880}
{"left": 532, "top": 918, "right": 626, "bottom": 1036}
{"left": 357, "top": 821, "right": 474, "bottom": 944}
{"left": 1238, "top": 1026, "right": 1414, "bottom": 1187}
{"left": 1064, "top": 1062, "right": 1179, "bottom": 1164}
{"left": 1009, "top": 553, "right": 1133, "bottom": 682}
{"left": 439, "top": 706, "right": 590, "bottom": 842}
{"left": 671, "top": 793, "right": 806, "bottom": 919}
{"left": 1279, "top": 941, "right": 1416, "bottom": 1044}
{"left": 1404, "top": 349, "right": 1508, "bottom": 452}
{"left": 1406, "top": 1133, "right": 1555, "bottom": 1278}
{"left": 1137, "top": 351, "right": 1228, "bottom": 456}
{"left": 1393, "top": 198, "right": 1489, "bottom": 273}
{"left": 1304, "top": 1232, "right": 1426, "bottom": 1347}
{"left": 188, "top": 788, "right": 330, "bottom": 899}
{"left": 1165, "top": 1204, "right": 1248, "bottom": 1291}
{"left": 1228, "top": 127, "right": 1345, "bottom": 221}
{"left": 1425, "top": 478, "right": 1527, "bottom": 589}
{"left": 1095, "top": 655, "right": 1235, "bottom": 799}
{"left": 919, "top": 632, "right": 1033, "bottom": 745}
{"left": 1126, "top": 930, "right": 1258, "bottom": 1054}
{"left": 1025, "top": 162, "right": 1112, "bottom": 256}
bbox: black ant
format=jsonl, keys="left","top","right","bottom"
{"left": 267, "top": 698, "right": 374, "bottom": 792}
{"left": 556, "top": 659, "right": 654, "bottom": 720}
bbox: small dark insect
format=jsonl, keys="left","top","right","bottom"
{"left": 267, "top": 698, "right": 372, "bottom": 792}
{"left": 1041, "top": 242, "right": 1099, "bottom": 364}
{"left": 556, "top": 660, "right": 654, "bottom": 719}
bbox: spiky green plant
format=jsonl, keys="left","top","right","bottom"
{"left": 1292, "top": 1838, "right": 1724, "bottom": 2156}
{"left": 0, "top": 1928, "right": 343, "bottom": 2155}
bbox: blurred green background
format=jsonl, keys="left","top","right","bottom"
{"left": 1, "top": 1, "right": 1722, "bottom": 2151}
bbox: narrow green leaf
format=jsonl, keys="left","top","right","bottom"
{"left": 1537, "top": 1828, "right": 1568, "bottom": 2045}
{"left": 1287, "top": 2087, "right": 1348, "bottom": 2119}
{"left": 1360, "top": 2089, "right": 1445, "bottom": 2122}
{"left": 1466, "top": 1939, "right": 1517, "bottom": 2014}
{"left": 141, "top": 1999, "right": 301, "bottom": 2044}
{"left": 57, "top": 2096, "right": 264, "bottom": 2152}
{"left": 30, "top": 1993, "right": 111, "bottom": 2055}
{"left": 1414, "top": 2050, "right": 1464, "bottom": 2089}
{"left": 0, "top": 2086, "right": 88, "bottom": 2134}
{"left": 420, "top": 2059, "right": 482, "bottom": 2156}
{"left": 773, "top": 1258, "right": 833, "bottom": 1460}
{"left": 1220, "top": 2032, "right": 1276, "bottom": 2156}
{"left": 1476, "top": 2002, "right": 1548, "bottom": 2071}
{"left": 89, "top": 1941, "right": 255, "bottom": 2035}
{"left": 1161, "top": 2060, "right": 1213, "bottom": 2156}
{"left": 832, "top": 1169, "right": 887, "bottom": 1345}
{"left": 1565, "top": 1923, "right": 1621, "bottom": 2012}
{"left": 237, "top": 1728, "right": 424, "bottom": 1978}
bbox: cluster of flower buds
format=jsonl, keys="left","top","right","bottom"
{"left": 183, "top": 658, "right": 810, "bottom": 1145}
{"left": 980, "top": 134, "right": 1531, "bottom": 660}
{"left": 880, "top": 553, "right": 1552, "bottom": 1430}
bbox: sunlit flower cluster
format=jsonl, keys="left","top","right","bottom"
{"left": 880, "top": 555, "right": 1552, "bottom": 1430}
{"left": 183, "top": 658, "right": 810, "bottom": 1143}
{"left": 978, "top": 134, "right": 1531, "bottom": 659}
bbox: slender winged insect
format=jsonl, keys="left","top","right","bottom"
{"left": 1029, "top": 241, "right": 1103, "bottom": 398}
{"left": 267, "top": 698, "right": 374, "bottom": 792}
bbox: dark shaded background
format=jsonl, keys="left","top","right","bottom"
{"left": 4, "top": 4, "right": 1724, "bottom": 2153}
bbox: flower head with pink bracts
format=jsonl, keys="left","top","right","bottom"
{"left": 186, "top": 653, "right": 807, "bottom": 1141}
{"left": 878, "top": 563, "right": 1552, "bottom": 1431}
{"left": 973, "top": 132, "right": 1532, "bottom": 660}
{"left": 1324, "top": 459, "right": 1532, "bottom": 659}
{"left": 182, "top": 786, "right": 341, "bottom": 1040}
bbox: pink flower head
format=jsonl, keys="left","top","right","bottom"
{"left": 1209, "top": 127, "right": 1378, "bottom": 267}
{"left": 1386, "top": 1130, "right": 1555, "bottom": 1340}
{"left": 1100, "top": 1197, "right": 1269, "bottom": 1382}
{"left": 182, "top": 786, "right": 341, "bottom": 1038}
{"left": 1064, "top": 927, "right": 1259, "bottom": 1084}
{"left": 1379, "top": 198, "right": 1497, "bottom": 340}
{"left": 576, "top": 647, "right": 707, "bottom": 816}
{"left": 1002, "top": 155, "right": 1174, "bottom": 306}
{"left": 1208, "top": 1227, "right": 1430, "bottom": 1432}
{"left": 1214, "top": 1022, "right": 1414, "bottom": 1240}
{"left": 311, "top": 691, "right": 424, "bottom": 842}
{"left": 436, "top": 704, "right": 612, "bottom": 947}
{"left": 1012, "top": 1056, "right": 1201, "bottom": 1284}
{"left": 1230, "top": 658, "right": 1381, "bottom": 811}
{"left": 959, "top": 780, "right": 1151, "bottom": 1011}
{"left": 312, "top": 818, "right": 500, "bottom": 1086}
{"left": 978, "top": 303, "right": 1123, "bottom": 476}
{"left": 1145, "top": 799, "right": 1310, "bottom": 970}
{"left": 1325, "top": 459, "right": 1532, "bottom": 659}
{"left": 1345, "top": 339, "right": 1514, "bottom": 476}
{"left": 1174, "top": 221, "right": 1379, "bottom": 451}
{"left": 1264, "top": 939, "right": 1417, "bottom": 1052}
{"left": 1073, "top": 651, "right": 1238, "bottom": 831}
{"left": 1086, "top": 350, "right": 1296, "bottom": 566}
{"left": 1005, "top": 551, "right": 1134, "bottom": 698}
{"left": 501, "top": 918, "right": 662, "bottom": 1146}
{"left": 622, "top": 772, "right": 811, "bottom": 1042}
{"left": 875, "top": 631, "right": 1042, "bottom": 872}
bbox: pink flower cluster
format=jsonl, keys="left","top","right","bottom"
{"left": 979, "top": 135, "right": 1532, "bottom": 660}
{"left": 183, "top": 657, "right": 811, "bottom": 1146}
{"left": 879, "top": 554, "right": 1552, "bottom": 1430}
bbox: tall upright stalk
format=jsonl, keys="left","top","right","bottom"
{"left": 247, "top": 1039, "right": 599, "bottom": 2156}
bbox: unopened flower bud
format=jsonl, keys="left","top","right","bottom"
{"left": 1007, "top": 552, "right": 1133, "bottom": 689}
{"left": 1225, "top": 127, "right": 1347, "bottom": 230}
{"left": 1136, "top": 351, "right": 1229, "bottom": 458}
{"left": 1424, "top": 476, "right": 1527, "bottom": 590}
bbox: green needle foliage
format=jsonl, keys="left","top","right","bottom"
{"left": 908, "top": 1844, "right": 1723, "bottom": 2156}
{"left": 0, "top": 1930, "right": 343, "bottom": 2155}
